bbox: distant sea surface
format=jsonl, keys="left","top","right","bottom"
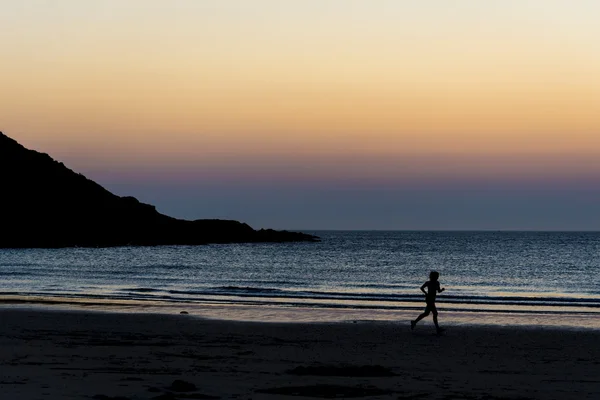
{"left": 1, "top": 231, "right": 599, "bottom": 326}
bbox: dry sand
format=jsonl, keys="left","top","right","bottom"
{"left": 0, "top": 308, "right": 599, "bottom": 400}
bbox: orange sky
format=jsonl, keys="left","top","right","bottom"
{"left": 2, "top": 1, "right": 600, "bottom": 194}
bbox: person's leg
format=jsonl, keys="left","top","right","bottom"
{"left": 432, "top": 304, "right": 444, "bottom": 332}
{"left": 414, "top": 311, "right": 428, "bottom": 323}
{"left": 411, "top": 306, "right": 430, "bottom": 329}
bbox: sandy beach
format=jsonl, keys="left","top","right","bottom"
{"left": 0, "top": 308, "right": 598, "bottom": 400}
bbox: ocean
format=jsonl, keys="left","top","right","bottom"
{"left": 1, "top": 231, "right": 599, "bottom": 327}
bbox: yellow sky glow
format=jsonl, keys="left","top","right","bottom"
{"left": 2, "top": 1, "right": 599, "bottom": 182}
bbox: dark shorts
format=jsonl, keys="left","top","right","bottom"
{"left": 424, "top": 301, "right": 437, "bottom": 314}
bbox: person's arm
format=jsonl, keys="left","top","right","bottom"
{"left": 420, "top": 282, "right": 428, "bottom": 295}
{"left": 437, "top": 282, "right": 445, "bottom": 293}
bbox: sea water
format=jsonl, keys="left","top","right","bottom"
{"left": 1, "top": 231, "right": 599, "bottom": 327}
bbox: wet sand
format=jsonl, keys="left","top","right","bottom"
{"left": 0, "top": 308, "right": 599, "bottom": 399}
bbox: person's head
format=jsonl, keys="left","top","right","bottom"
{"left": 429, "top": 271, "right": 440, "bottom": 281}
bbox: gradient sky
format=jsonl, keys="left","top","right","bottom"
{"left": 2, "top": 0, "right": 600, "bottom": 230}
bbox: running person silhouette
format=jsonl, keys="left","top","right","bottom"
{"left": 411, "top": 271, "right": 445, "bottom": 334}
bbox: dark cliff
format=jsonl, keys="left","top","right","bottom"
{"left": 0, "top": 132, "right": 318, "bottom": 247}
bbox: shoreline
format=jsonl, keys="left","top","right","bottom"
{"left": 1, "top": 308, "right": 599, "bottom": 399}
{"left": 2, "top": 298, "right": 599, "bottom": 330}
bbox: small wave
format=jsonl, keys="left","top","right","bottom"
{"left": 168, "top": 286, "right": 285, "bottom": 296}
{"left": 442, "top": 295, "right": 600, "bottom": 306}
{"left": 246, "top": 280, "right": 301, "bottom": 286}
{"left": 123, "top": 288, "right": 160, "bottom": 293}
{"left": 3, "top": 286, "right": 600, "bottom": 313}
{"left": 216, "top": 286, "right": 284, "bottom": 293}
{"left": 0, "top": 270, "right": 36, "bottom": 277}
{"left": 155, "top": 287, "right": 600, "bottom": 309}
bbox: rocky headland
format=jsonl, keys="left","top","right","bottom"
{"left": 0, "top": 132, "right": 318, "bottom": 247}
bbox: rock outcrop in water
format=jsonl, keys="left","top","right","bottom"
{"left": 0, "top": 132, "right": 318, "bottom": 248}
